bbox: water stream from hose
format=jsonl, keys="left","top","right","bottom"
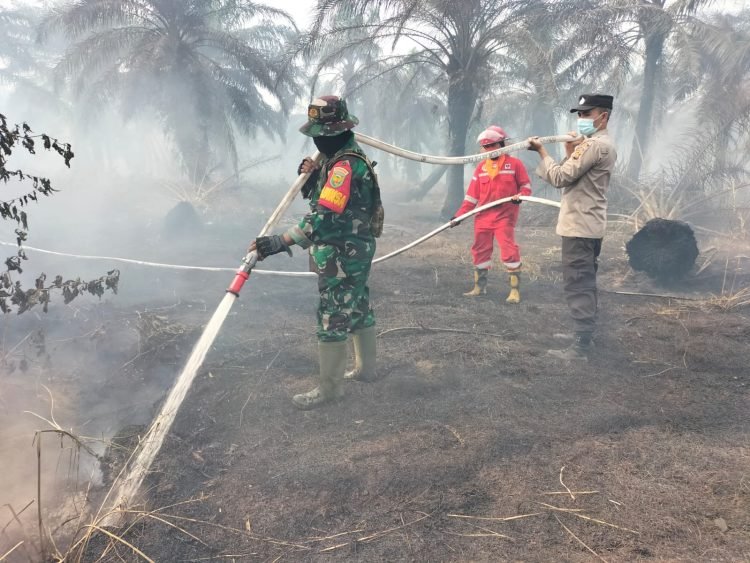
{"left": 100, "top": 292, "right": 235, "bottom": 520}
{"left": 99, "top": 152, "right": 323, "bottom": 525}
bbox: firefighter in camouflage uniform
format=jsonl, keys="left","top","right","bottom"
{"left": 251, "top": 96, "right": 381, "bottom": 410}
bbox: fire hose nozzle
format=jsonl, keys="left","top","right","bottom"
{"left": 242, "top": 250, "right": 259, "bottom": 271}
{"left": 226, "top": 250, "right": 259, "bottom": 296}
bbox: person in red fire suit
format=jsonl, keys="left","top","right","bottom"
{"left": 451, "top": 126, "right": 532, "bottom": 303}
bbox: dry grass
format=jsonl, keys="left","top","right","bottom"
{"left": 701, "top": 286, "right": 750, "bottom": 311}
{"left": 444, "top": 470, "right": 642, "bottom": 562}
{"left": 699, "top": 254, "right": 750, "bottom": 311}
{"left": 650, "top": 303, "right": 693, "bottom": 318}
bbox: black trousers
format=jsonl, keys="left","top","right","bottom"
{"left": 561, "top": 236, "right": 602, "bottom": 334}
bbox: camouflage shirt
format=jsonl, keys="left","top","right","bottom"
{"left": 286, "top": 137, "right": 377, "bottom": 249}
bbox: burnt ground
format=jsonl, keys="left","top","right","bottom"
{"left": 2, "top": 210, "right": 750, "bottom": 562}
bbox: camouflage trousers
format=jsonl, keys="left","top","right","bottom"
{"left": 311, "top": 238, "right": 376, "bottom": 342}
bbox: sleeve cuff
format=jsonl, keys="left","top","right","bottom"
{"left": 286, "top": 225, "right": 313, "bottom": 249}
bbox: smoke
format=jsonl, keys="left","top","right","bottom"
{"left": 0, "top": 0, "right": 747, "bottom": 557}
{"left": 0, "top": 65, "right": 319, "bottom": 556}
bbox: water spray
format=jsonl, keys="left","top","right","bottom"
{"left": 100, "top": 154, "right": 323, "bottom": 524}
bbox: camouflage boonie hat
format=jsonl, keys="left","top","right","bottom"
{"left": 300, "top": 95, "right": 359, "bottom": 137}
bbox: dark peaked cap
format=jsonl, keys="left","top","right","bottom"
{"left": 570, "top": 94, "right": 614, "bottom": 113}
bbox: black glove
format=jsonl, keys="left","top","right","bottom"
{"left": 511, "top": 198, "right": 522, "bottom": 205}
{"left": 255, "top": 235, "right": 292, "bottom": 259}
{"left": 301, "top": 177, "right": 315, "bottom": 199}
{"left": 298, "top": 159, "right": 319, "bottom": 200}
{"left": 449, "top": 216, "right": 461, "bottom": 227}
{"left": 301, "top": 182, "right": 311, "bottom": 199}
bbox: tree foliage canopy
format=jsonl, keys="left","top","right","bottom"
{"left": 0, "top": 114, "right": 119, "bottom": 315}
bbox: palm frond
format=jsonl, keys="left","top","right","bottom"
{"left": 43, "top": 0, "right": 298, "bottom": 181}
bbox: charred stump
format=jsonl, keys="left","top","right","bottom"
{"left": 163, "top": 201, "right": 202, "bottom": 238}
{"left": 626, "top": 218, "right": 699, "bottom": 283}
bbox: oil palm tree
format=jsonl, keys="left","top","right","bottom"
{"left": 42, "top": 0, "right": 299, "bottom": 181}
{"left": 311, "top": 22, "right": 448, "bottom": 187}
{"left": 1, "top": 7, "right": 59, "bottom": 94}
{"left": 674, "top": 9, "right": 750, "bottom": 166}
{"left": 379, "top": 63, "right": 447, "bottom": 184}
{"left": 566, "top": 0, "right": 718, "bottom": 180}
{"left": 302, "top": 0, "right": 530, "bottom": 217}
{"left": 486, "top": 6, "right": 634, "bottom": 141}
{"left": 1, "top": 6, "right": 72, "bottom": 129}
{"left": 307, "top": 10, "right": 387, "bottom": 145}
{"left": 0, "top": 7, "right": 38, "bottom": 83}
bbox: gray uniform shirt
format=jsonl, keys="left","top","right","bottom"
{"left": 535, "top": 129, "right": 617, "bottom": 238}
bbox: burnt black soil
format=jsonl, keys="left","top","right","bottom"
{"left": 11, "top": 219, "right": 750, "bottom": 562}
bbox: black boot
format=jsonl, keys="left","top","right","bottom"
{"left": 546, "top": 332, "right": 592, "bottom": 361}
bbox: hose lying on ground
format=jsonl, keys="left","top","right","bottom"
{"left": 0, "top": 196, "right": 560, "bottom": 277}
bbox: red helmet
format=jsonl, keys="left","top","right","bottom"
{"left": 476, "top": 126, "right": 508, "bottom": 146}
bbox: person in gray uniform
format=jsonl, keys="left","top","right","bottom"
{"left": 527, "top": 94, "right": 617, "bottom": 361}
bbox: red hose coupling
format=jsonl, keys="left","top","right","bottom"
{"left": 226, "top": 270, "right": 250, "bottom": 296}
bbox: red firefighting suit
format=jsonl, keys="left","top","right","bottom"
{"left": 455, "top": 155, "right": 532, "bottom": 270}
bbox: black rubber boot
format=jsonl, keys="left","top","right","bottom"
{"left": 546, "top": 332, "right": 592, "bottom": 361}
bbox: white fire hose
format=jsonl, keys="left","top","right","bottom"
{"left": 355, "top": 132, "right": 576, "bottom": 164}
{"left": 1, "top": 134, "right": 571, "bottom": 276}
{"left": 0, "top": 195, "right": 559, "bottom": 277}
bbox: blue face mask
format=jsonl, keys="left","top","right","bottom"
{"left": 577, "top": 118, "right": 597, "bottom": 136}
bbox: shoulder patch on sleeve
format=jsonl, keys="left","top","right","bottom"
{"left": 318, "top": 159, "right": 352, "bottom": 213}
{"left": 571, "top": 140, "right": 593, "bottom": 160}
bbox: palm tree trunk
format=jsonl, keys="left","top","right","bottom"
{"left": 441, "top": 75, "right": 477, "bottom": 218}
{"left": 627, "top": 32, "right": 667, "bottom": 181}
{"left": 713, "top": 123, "right": 734, "bottom": 171}
{"left": 409, "top": 165, "right": 448, "bottom": 201}
{"left": 531, "top": 104, "right": 558, "bottom": 158}
{"left": 404, "top": 159, "right": 420, "bottom": 183}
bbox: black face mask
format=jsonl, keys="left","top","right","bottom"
{"left": 313, "top": 131, "right": 353, "bottom": 157}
